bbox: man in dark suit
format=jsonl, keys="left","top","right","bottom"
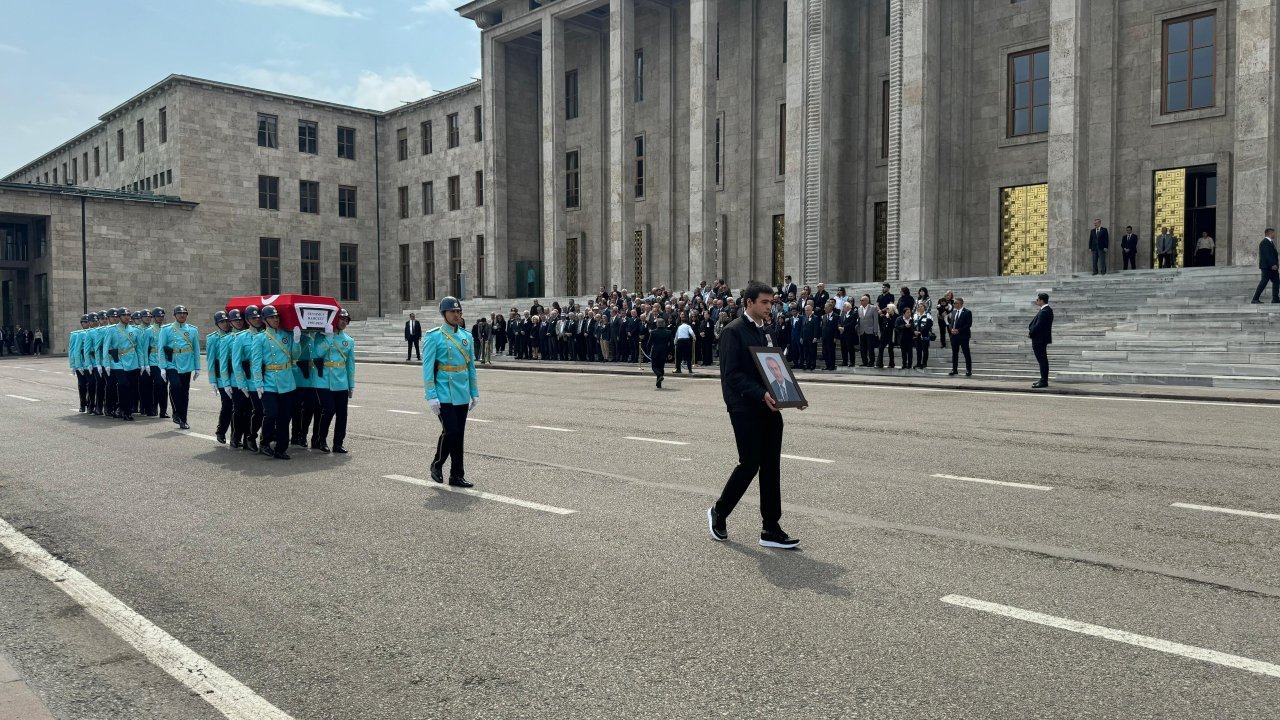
{"left": 799, "top": 306, "right": 819, "bottom": 370}
{"left": 707, "top": 280, "right": 802, "bottom": 550}
{"left": 1029, "top": 292, "right": 1054, "bottom": 389}
{"left": 839, "top": 301, "right": 856, "bottom": 366}
{"left": 1252, "top": 228, "right": 1280, "bottom": 304}
{"left": 947, "top": 298, "right": 973, "bottom": 376}
{"left": 820, "top": 303, "right": 838, "bottom": 371}
{"left": 1121, "top": 226, "right": 1138, "bottom": 270}
{"left": 777, "top": 275, "right": 797, "bottom": 304}
{"left": 647, "top": 319, "right": 673, "bottom": 388}
{"left": 1089, "top": 219, "right": 1110, "bottom": 275}
{"left": 812, "top": 283, "right": 830, "bottom": 313}
{"left": 856, "top": 295, "right": 878, "bottom": 367}
{"left": 405, "top": 313, "right": 422, "bottom": 361}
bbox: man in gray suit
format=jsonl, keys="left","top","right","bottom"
{"left": 1156, "top": 227, "right": 1177, "bottom": 269}
{"left": 855, "top": 294, "right": 879, "bottom": 367}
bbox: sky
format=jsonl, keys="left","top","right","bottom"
{"left": 0, "top": 0, "right": 481, "bottom": 176}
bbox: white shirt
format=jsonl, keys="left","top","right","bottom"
{"left": 676, "top": 323, "right": 695, "bottom": 340}
{"left": 1196, "top": 236, "right": 1215, "bottom": 251}
{"left": 833, "top": 295, "right": 848, "bottom": 311}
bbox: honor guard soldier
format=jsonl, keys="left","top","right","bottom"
{"left": 134, "top": 310, "right": 156, "bottom": 415}
{"left": 88, "top": 311, "right": 107, "bottom": 415}
{"left": 207, "top": 311, "right": 235, "bottom": 444}
{"left": 98, "top": 309, "right": 120, "bottom": 417}
{"left": 233, "top": 306, "right": 265, "bottom": 451}
{"left": 224, "top": 309, "right": 250, "bottom": 448}
{"left": 70, "top": 314, "right": 91, "bottom": 412}
{"left": 147, "top": 307, "right": 169, "bottom": 418}
{"left": 159, "top": 305, "right": 201, "bottom": 430}
{"left": 104, "top": 307, "right": 141, "bottom": 421}
{"left": 310, "top": 309, "right": 355, "bottom": 453}
{"left": 290, "top": 327, "right": 320, "bottom": 449}
{"left": 422, "top": 296, "right": 478, "bottom": 487}
{"left": 79, "top": 313, "right": 101, "bottom": 415}
{"left": 251, "top": 305, "right": 301, "bottom": 460}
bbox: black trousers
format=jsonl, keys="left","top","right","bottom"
{"left": 104, "top": 370, "right": 118, "bottom": 413}
{"left": 168, "top": 371, "right": 191, "bottom": 422}
{"left": 149, "top": 366, "right": 167, "bottom": 415}
{"left": 432, "top": 402, "right": 469, "bottom": 479}
{"left": 115, "top": 369, "right": 138, "bottom": 417}
{"left": 900, "top": 338, "right": 914, "bottom": 368}
{"left": 915, "top": 339, "right": 930, "bottom": 367}
{"left": 1158, "top": 253, "right": 1174, "bottom": 269}
{"left": 1033, "top": 341, "right": 1050, "bottom": 384}
{"left": 76, "top": 370, "right": 90, "bottom": 409}
{"left": 94, "top": 369, "right": 108, "bottom": 411}
{"left": 407, "top": 338, "right": 420, "bottom": 360}
{"left": 216, "top": 388, "right": 233, "bottom": 436}
{"left": 232, "top": 389, "right": 252, "bottom": 443}
{"left": 951, "top": 336, "right": 972, "bottom": 374}
{"left": 859, "top": 334, "right": 877, "bottom": 366}
{"left": 840, "top": 333, "right": 853, "bottom": 365}
{"left": 1123, "top": 250, "right": 1137, "bottom": 270}
{"left": 1253, "top": 268, "right": 1280, "bottom": 302}
{"left": 675, "top": 338, "right": 693, "bottom": 372}
{"left": 877, "top": 341, "right": 896, "bottom": 368}
{"left": 292, "top": 388, "right": 321, "bottom": 442}
{"left": 1092, "top": 250, "right": 1108, "bottom": 274}
{"left": 822, "top": 339, "right": 836, "bottom": 370}
{"left": 138, "top": 369, "right": 153, "bottom": 413}
{"left": 317, "top": 389, "right": 349, "bottom": 447}
{"left": 651, "top": 357, "right": 666, "bottom": 384}
{"left": 261, "top": 391, "right": 293, "bottom": 452}
{"left": 714, "top": 408, "right": 784, "bottom": 533}
{"left": 1196, "top": 249, "right": 1214, "bottom": 267}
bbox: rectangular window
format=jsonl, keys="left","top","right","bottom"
{"left": 258, "top": 175, "right": 279, "bottom": 210}
{"left": 714, "top": 117, "right": 722, "bottom": 186}
{"left": 398, "top": 185, "right": 409, "bottom": 218}
{"left": 71, "top": 158, "right": 78, "bottom": 184}
{"left": 448, "top": 175, "right": 460, "bottom": 210}
{"left": 474, "top": 105, "right": 483, "bottom": 142}
{"left": 338, "top": 185, "right": 357, "bottom": 218}
{"left": 399, "top": 244, "right": 411, "bottom": 302}
{"left": 301, "top": 240, "right": 320, "bottom": 295}
{"left": 259, "top": 237, "right": 281, "bottom": 294}
{"left": 782, "top": 1, "right": 788, "bottom": 62}
{"left": 298, "top": 120, "right": 318, "bottom": 154}
{"left": 397, "top": 127, "right": 408, "bottom": 161}
{"left": 340, "top": 243, "right": 359, "bottom": 301}
{"left": 257, "top": 113, "right": 278, "bottom": 148}
{"left": 716, "top": 23, "right": 720, "bottom": 80}
{"left": 94, "top": 147, "right": 100, "bottom": 176}
{"left": 1163, "top": 12, "right": 1215, "bottom": 113}
{"left": 424, "top": 241, "right": 437, "bottom": 300}
{"left": 82, "top": 152, "right": 88, "bottom": 181}
{"left": 166, "top": 169, "right": 172, "bottom": 185}
{"left": 565, "top": 69, "right": 579, "bottom": 119}
{"left": 882, "top": 79, "right": 890, "bottom": 158}
{"left": 634, "top": 49, "right": 644, "bottom": 102}
{"left": 447, "top": 113, "right": 460, "bottom": 148}
{"left": 299, "top": 180, "right": 319, "bottom": 214}
{"left": 159, "top": 107, "right": 167, "bottom": 143}
{"left": 337, "top": 126, "right": 356, "bottom": 159}
{"left": 476, "top": 235, "right": 485, "bottom": 296}
{"left": 634, "top": 135, "right": 645, "bottom": 198}
{"left": 1008, "top": 46, "right": 1050, "bottom": 136}
{"left": 566, "top": 150, "right": 580, "bottom": 208}
{"left": 137, "top": 118, "right": 145, "bottom": 152}
{"left": 117, "top": 129, "right": 125, "bottom": 160}
{"left": 54, "top": 167, "right": 59, "bottom": 184}
{"left": 422, "top": 181, "right": 434, "bottom": 215}
{"left": 449, "top": 237, "right": 462, "bottom": 296}
{"left": 475, "top": 170, "right": 484, "bottom": 207}
{"left": 421, "top": 120, "right": 433, "bottom": 154}
{"left": 777, "top": 103, "right": 786, "bottom": 175}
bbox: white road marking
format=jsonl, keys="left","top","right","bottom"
{"left": 387, "top": 409, "right": 422, "bottom": 415}
{"left": 781, "top": 453, "right": 834, "bottom": 464}
{"left": 1171, "top": 502, "right": 1280, "bottom": 522}
{"left": 348, "top": 404, "right": 363, "bottom": 408}
{"left": 179, "top": 430, "right": 220, "bottom": 442}
{"left": 382, "top": 474, "right": 576, "bottom": 515}
{"left": 5, "top": 394, "right": 40, "bottom": 402}
{"left": 528, "top": 425, "right": 575, "bottom": 432}
{"left": 941, "top": 594, "right": 1280, "bottom": 679}
{"left": 467, "top": 418, "right": 491, "bottom": 423}
{"left": 0, "top": 516, "right": 297, "bottom": 719}
{"left": 931, "top": 473, "right": 1053, "bottom": 491}
{"left": 624, "top": 436, "right": 689, "bottom": 445}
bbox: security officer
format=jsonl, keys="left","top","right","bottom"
{"left": 104, "top": 307, "right": 141, "bottom": 421}
{"left": 134, "top": 309, "right": 156, "bottom": 415}
{"left": 69, "top": 314, "right": 91, "bottom": 412}
{"left": 147, "top": 307, "right": 169, "bottom": 418}
{"left": 98, "top": 309, "right": 120, "bottom": 417}
{"left": 422, "top": 296, "right": 478, "bottom": 487}
{"left": 207, "top": 311, "right": 235, "bottom": 444}
{"left": 310, "top": 309, "right": 355, "bottom": 453}
{"left": 234, "top": 306, "right": 265, "bottom": 452}
{"left": 252, "top": 305, "right": 300, "bottom": 459}
{"left": 159, "top": 305, "right": 200, "bottom": 430}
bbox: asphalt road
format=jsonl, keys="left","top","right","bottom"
{"left": 0, "top": 356, "right": 1278, "bottom": 719}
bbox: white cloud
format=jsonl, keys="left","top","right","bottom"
{"left": 411, "top": 0, "right": 454, "bottom": 13}
{"left": 242, "top": 0, "right": 363, "bottom": 18}
{"left": 229, "top": 65, "right": 435, "bottom": 110}
{"left": 351, "top": 70, "right": 434, "bottom": 109}
{"left": 0, "top": 43, "right": 26, "bottom": 55}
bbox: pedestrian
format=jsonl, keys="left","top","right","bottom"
{"left": 820, "top": 302, "right": 838, "bottom": 371}
{"left": 252, "top": 304, "right": 299, "bottom": 459}
{"left": 405, "top": 313, "right": 422, "bottom": 361}
{"left": 1029, "top": 292, "right": 1054, "bottom": 389}
{"left": 1194, "top": 231, "right": 1215, "bottom": 267}
{"left": 98, "top": 311, "right": 119, "bottom": 417}
{"left": 707, "top": 280, "right": 803, "bottom": 549}
{"left": 876, "top": 304, "right": 896, "bottom": 369}
{"left": 936, "top": 291, "right": 954, "bottom": 349}
{"left": 225, "top": 310, "right": 251, "bottom": 448}
{"left": 69, "top": 314, "right": 91, "bottom": 412}
{"left": 895, "top": 305, "right": 914, "bottom": 370}
{"left": 913, "top": 304, "right": 933, "bottom": 369}
{"left": 312, "top": 309, "right": 355, "bottom": 454}
{"left": 948, "top": 297, "right": 972, "bottom": 377}
{"left": 1156, "top": 227, "right": 1177, "bottom": 269}
{"left": 856, "top": 295, "right": 878, "bottom": 367}
{"left": 1252, "top": 228, "right": 1279, "bottom": 304}
{"left": 32, "top": 329, "right": 43, "bottom": 356}
{"left": 424, "top": 296, "right": 478, "bottom": 487}
{"left": 1121, "top": 226, "right": 1139, "bottom": 270}
{"left": 146, "top": 308, "right": 168, "bottom": 418}
{"left": 648, "top": 318, "right": 674, "bottom": 388}
{"left": 474, "top": 317, "right": 492, "bottom": 364}
{"left": 290, "top": 327, "right": 323, "bottom": 449}
{"left": 104, "top": 307, "right": 140, "bottom": 421}
{"left": 674, "top": 316, "right": 694, "bottom": 373}
{"left": 1089, "top": 219, "right": 1110, "bottom": 275}
{"left": 494, "top": 313, "right": 507, "bottom": 356}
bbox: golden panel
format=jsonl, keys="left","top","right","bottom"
{"left": 633, "top": 229, "right": 644, "bottom": 292}
{"left": 565, "top": 236, "right": 579, "bottom": 296}
{"left": 874, "top": 202, "right": 888, "bottom": 282}
{"left": 999, "top": 183, "right": 1048, "bottom": 276}
{"left": 771, "top": 214, "right": 786, "bottom": 287}
{"left": 1152, "top": 168, "right": 1186, "bottom": 268}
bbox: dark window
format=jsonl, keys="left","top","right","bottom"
{"left": 299, "top": 180, "right": 319, "bottom": 214}
{"left": 421, "top": 120, "right": 433, "bottom": 154}
{"left": 257, "top": 113, "right": 278, "bottom": 148}
{"left": 882, "top": 79, "right": 889, "bottom": 158}
{"left": 340, "top": 243, "right": 358, "bottom": 301}
{"left": 55, "top": 166, "right": 60, "bottom": 184}
{"left": 166, "top": 169, "right": 172, "bottom": 185}
{"left": 298, "top": 120, "right": 318, "bottom": 154}
{"left": 337, "top": 126, "right": 356, "bottom": 159}
{"left": 258, "top": 175, "right": 279, "bottom": 210}
{"left": 423, "top": 241, "right": 436, "bottom": 300}
{"left": 397, "top": 127, "right": 408, "bottom": 161}
{"left": 339, "top": 185, "right": 357, "bottom": 218}
{"left": 94, "top": 147, "right": 100, "bottom": 177}
{"left": 117, "top": 129, "right": 125, "bottom": 160}
{"left": 885, "top": 0, "right": 890, "bottom": 36}
{"left": 474, "top": 105, "right": 483, "bottom": 142}
{"left": 634, "top": 135, "right": 646, "bottom": 198}
{"left": 259, "top": 237, "right": 281, "bottom": 294}
{"left": 777, "top": 104, "right": 786, "bottom": 174}
{"left": 782, "top": 1, "right": 788, "bottom": 62}
{"left": 566, "top": 69, "right": 579, "bottom": 119}
{"left": 398, "top": 185, "right": 409, "bottom": 218}
{"left": 399, "top": 244, "right": 411, "bottom": 302}
{"left": 449, "top": 237, "right": 462, "bottom": 296}
{"left": 137, "top": 118, "right": 145, "bottom": 152}
{"left": 566, "top": 150, "right": 580, "bottom": 209}
{"left": 715, "top": 23, "right": 720, "bottom": 80}
{"left": 71, "top": 158, "right": 78, "bottom": 184}
{"left": 475, "top": 171, "right": 484, "bottom": 207}
{"left": 159, "top": 107, "right": 167, "bottom": 143}
{"left": 476, "top": 235, "right": 485, "bottom": 296}
{"left": 634, "top": 49, "right": 644, "bottom": 102}
{"left": 1008, "top": 46, "right": 1050, "bottom": 136}
{"left": 447, "top": 175, "right": 460, "bottom": 211}
{"left": 423, "top": 181, "right": 434, "bottom": 215}
{"left": 447, "top": 113, "right": 460, "bottom": 148}
{"left": 714, "top": 117, "right": 722, "bottom": 185}
{"left": 1163, "top": 12, "right": 1215, "bottom": 113}
{"left": 301, "top": 240, "right": 320, "bottom": 295}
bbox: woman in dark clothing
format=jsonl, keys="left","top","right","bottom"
{"left": 894, "top": 310, "right": 914, "bottom": 369}
{"left": 493, "top": 314, "right": 507, "bottom": 354}
{"left": 912, "top": 306, "right": 934, "bottom": 369}
{"left": 876, "top": 304, "right": 897, "bottom": 369}
{"left": 936, "top": 291, "right": 954, "bottom": 349}
{"left": 698, "top": 313, "right": 716, "bottom": 365}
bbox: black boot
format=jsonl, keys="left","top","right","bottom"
{"left": 311, "top": 440, "right": 330, "bottom": 453}
{"left": 448, "top": 477, "right": 474, "bottom": 488}
{"left": 430, "top": 464, "right": 445, "bottom": 483}
{"left": 332, "top": 445, "right": 348, "bottom": 454}
{"left": 245, "top": 438, "right": 259, "bottom": 453}
{"left": 216, "top": 432, "right": 227, "bottom": 444}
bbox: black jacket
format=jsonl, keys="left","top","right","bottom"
{"left": 951, "top": 308, "right": 973, "bottom": 341}
{"left": 1029, "top": 306, "right": 1054, "bottom": 345}
{"left": 1260, "top": 238, "right": 1279, "bottom": 270}
{"left": 405, "top": 320, "right": 422, "bottom": 341}
{"left": 648, "top": 328, "right": 673, "bottom": 360}
{"left": 719, "top": 316, "right": 770, "bottom": 413}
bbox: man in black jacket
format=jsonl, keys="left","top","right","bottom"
{"left": 820, "top": 302, "right": 839, "bottom": 370}
{"left": 405, "top": 313, "right": 422, "bottom": 361}
{"left": 647, "top": 319, "right": 673, "bottom": 388}
{"left": 1029, "top": 292, "right": 1054, "bottom": 389}
{"left": 1121, "top": 226, "right": 1138, "bottom": 270}
{"left": 948, "top": 298, "right": 973, "bottom": 377}
{"left": 1252, "top": 228, "right": 1280, "bottom": 304}
{"left": 707, "top": 281, "right": 803, "bottom": 550}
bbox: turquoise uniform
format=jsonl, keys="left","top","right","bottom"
{"left": 292, "top": 334, "right": 318, "bottom": 389}
{"left": 135, "top": 324, "right": 155, "bottom": 370}
{"left": 215, "top": 330, "right": 236, "bottom": 389}
{"left": 252, "top": 327, "right": 300, "bottom": 394}
{"left": 207, "top": 331, "right": 234, "bottom": 388}
{"left": 95, "top": 325, "right": 111, "bottom": 370}
{"left": 142, "top": 324, "right": 162, "bottom": 368}
{"left": 68, "top": 330, "right": 84, "bottom": 372}
{"left": 311, "top": 332, "right": 356, "bottom": 392}
{"left": 421, "top": 324, "right": 479, "bottom": 405}
{"left": 158, "top": 322, "right": 202, "bottom": 373}
{"left": 104, "top": 323, "right": 143, "bottom": 372}
{"left": 232, "top": 328, "right": 261, "bottom": 391}
{"left": 83, "top": 326, "right": 101, "bottom": 368}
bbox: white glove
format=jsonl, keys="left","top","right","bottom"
{"left": 142, "top": 366, "right": 149, "bottom": 376}
{"left": 104, "top": 366, "right": 112, "bottom": 376}
{"left": 238, "top": 387, "right": 249, "bottom": 397}
{"left": 98, "top": 365, "right": 106, "bottom": 374}
{"left": 324, "top": 324, "right": 334, "bottom": 338}
{"left": 213, "top": 387, "right": 221, "bottom": 398}
{"left": 222, "top": 387, "right": 233, "bottom": 398}
{"left": 192, "top": 370, "right": 200, "bottom": 381}
{"left": 159, "top": 368, "right": 167, "bottom": 381}
{"left": 292, "top": 327, "right": 302, "bottom": 343}
{"left": 428, "top": 398, "right": 441, "bottom": 416}
{"left": 256, "top": 388, "right": 264, "bottom": 399}
{"left": 469, "top": 397, "right": 478, "bottom": 411}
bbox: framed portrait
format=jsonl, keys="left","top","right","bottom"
{"left": 749, "top": 346, "right": 808, "bottom": 409}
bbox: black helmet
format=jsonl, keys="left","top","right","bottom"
{"left": 106, "top": 308, "right": 119, "bottom": 319}
{"left": 439, "top": 296, "right": 462, "bottom": 315}
{"left": 227, "top": 309, "right": 244, "bottom": 322}
{"left": 260, "top": 305, "right": 279, "bottom": 319}
{"left": 213, "top": 311, "right": 229, "bottom": 324}
{"left": 86, "top": 313, "right": 98, "bottom": 322}
{"left": 337, "top": 309, "right": 351, "bottom": 321}
{"left": 80, "top": 314, "right": 91, "bottom": 323}
{"left": 245, "top": 305, "right": 262, "bottom": 321}
{"left": 130, "top": 311, "right": 140, "bottom": 320}
{"left": 118, "top": 307, "right": 130, "bottom": 317}
{"left": 139, "top": 309, "right": 152, "bottom": 318}
{"left": 152, "top": 307, "right": 165, "bottom": 318}
{"left": 173, "top": 305, "right": 188, "bottom": 315}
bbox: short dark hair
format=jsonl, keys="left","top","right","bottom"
{"left": 1126, "top": 226, "right": 1132, "bottom": 230}
{"left": 742, "top": 280, "right": 774, "bottom": 303}
{"left": 1267, "top": 228, "right": 1275, "bottom": 235}
{"left": 1037, "top": 292, "right": 1050, "bottom": 303}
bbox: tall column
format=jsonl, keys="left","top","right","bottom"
{"left": 608, "top": 0, "right": 635, "bottom": 290}
{"left": 782, "top": 0, "right": 807, "bottom": 284}
{"left": 542, "top": 15, "right": 566, "bottom": 296}
{"left": 482, "top": 33, "right": 509, "bottom": 296}
{"left": 891, "top": 0, "right": 939, "bottom": 282}
{"left": 1232, "top": 0, "right": 1276, "bottom": 266}
{"left": 1046, "top": 0, "right": 1087, "bottom": 274}
{"left": 688, "top": 0, "right": 718, "bottom": 288}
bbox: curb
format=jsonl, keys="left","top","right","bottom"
{"left": 0, "top": 651, "right": 55, "bottom": 720}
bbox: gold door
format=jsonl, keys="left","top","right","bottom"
{"left": 565, "top": 236, "right": 579, "bottom": 296}
{"left": 771, "top": 214, "right": 785, "bottom": 286}
{"left": 632, "top": 229, "right": 644, "bottom": 292}
{"left": 1152, "top": 168, "right": 1186, "bottom": 268}
{"left": 874, "top": 202, "right": 888, "bottom": 282}
{"left": 999, "top": 183, "right": 1048, "bottom": 276}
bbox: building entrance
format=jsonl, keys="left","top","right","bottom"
{"left": 1152, "top": 164, "right": 1216, "bottom": 268}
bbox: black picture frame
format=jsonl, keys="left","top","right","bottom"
{"left": 749, "top": 346, "right": 808, "bottom": 408}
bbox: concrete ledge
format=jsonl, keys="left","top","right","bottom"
{"left": 0, "top": 652, "right": 54, "bottom": 720}
{"left": 1057, "top": 371, "right": 1280, "bottom": 391}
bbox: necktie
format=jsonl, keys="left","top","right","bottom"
{"left": 776, "top": 381, "right": 787, "bottom": 402}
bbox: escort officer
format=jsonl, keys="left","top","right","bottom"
{"left": 134, "top": 310, "right": 156, "bottom": 415}
{"left": 311, "top": 309, "right": 355, "bottom": 453}
{"left": 224, "top": 309, "right": 250, "bottom": 448}
{"left": 86, "top": 312, "right": 105, "bottom": 415}
{"left": 422, "top": 296, "right": 478, "bottom": 487}
{"left": 207, "top": 311, "right": 235, "bottom": 444}
{"left": 98, "top": 309, "right": 120, "bottom": 417}
{"left": 290, "top": 328, "right": 321, "bottom": 449}
{"left": 252, "top": 305, "right": 301, "bottom": 460}
{"left": 69, "top": 314, "right": 91, "bottom": 412}
{"left": 147, "top": 307, "right": 169, "bottom": 418}
{"left": 128, "top": 311, "right": 147, "bottom": 416}
{"left": 159, "top": 305, "right": 200, "bottom": 430}
{"left": 234, "top": 306, "right": 265, "bottom": 452}
{"left": 104, "top": 307, "right": 141, "bottom": 421}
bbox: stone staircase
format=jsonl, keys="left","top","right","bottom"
{"left": 347, "top": 266, "right": 1279, "bottom": 389}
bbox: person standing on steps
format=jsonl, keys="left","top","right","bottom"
{"left": 423, "top": 297, "right": 478, "bottom": 488}
{"left": 1121, "top": 226, "right": 1139, "bottom": 270}
{"left": 947, "top": 298, "right": 972, "bottom": 377}
{"left": 405, "top": 313, "right": 422, "bottom": 361}
{"left": 1089, "top": 219, "right": 1110, "bottom": 275}
{"left": 1030, "top": 292, "right": 1054, "bottom": 389}
{"left": 1253, "top": 228, "right": 1280, "bottom": 304}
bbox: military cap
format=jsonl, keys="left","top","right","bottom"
{"left": 80, "top": 314, "right": 91, "bottom": 323}
{"left": 227, "top": 309, "right": 244, "bottom": 322}
{"left": 139, "top": 309, "right": 152, "bottom": 318}
{"left": 260, "top": 305, "right": 279, "bottom": 319}
{"left": 439, "top": 296, "right": 462, "bottom": 315}
{"left": 173, "top": 305, "right": 188, "bottom": 314}
{"left": 152, "top": 307, "right": 165, "bottom": 317}
{"left": 244, "top": 305, "right": 262, "bottom": 320}
{"left": 213, "top": 310, "right": 229, "bottom": 324}
{"left": 106, "top": 308, "right": 119, "bottom": 319}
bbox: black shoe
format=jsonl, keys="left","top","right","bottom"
{"left": 948, "top": 371, "right": 958, "bottom": 376}
{"left": 1251, "top": 299, "right": 1262, "bottom": 304}
{"left": 231, "top": 438, "right": 242, "bottom": 449}
{"left": 159, "top": 413, "right": 170, "bottom": 419}
{"left": 311, "top": 442, "right": 330, "bottom": 453}
{"left": 1031, "top": 381, "right": 1048, "bottom": 389}
{"left": 333, "top": 445, "right": 348, "bottom": 454}
{"left": 179, "top": 422, "right": 190, "bottom": 430}
{"left": 430, "top": 465, "right": 445, "bottom": 483}
{"left": 448, "top": 477, "right": 474, "bottom": 488}
{"left": 274, "top": 451, "right": 291, "bottom": 460}
{"left": 759, "top": 529, "right": 800, "bottom": 549}
{"left": 124, "top": 414, "right": 135, "bottom": 422}
{"left": 261, "top": 443, "right": 276, "bottom": 457}
{"left": 965, "top": 372, "right": 972, "bottom": 377}
{"left": 216, "top": 433, "right": 227, "bottom": 444}
{"left": 245, "top": 439, "right": 259, "bottom": 453}
{"left": 707, "top": 506, "right": 727, "bottom": 542}
{"left": 78, "top": 406, "right": 85, "bottom": 414}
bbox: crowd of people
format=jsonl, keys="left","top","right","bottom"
{"left": 0, "top": 325, "right": 44, "bottom": 356}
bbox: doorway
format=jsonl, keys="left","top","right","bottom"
{"left": 1151, "top": 164, "right": 1216, "bottom": 268}
{"left": 1185, "top": 166, "right": 1216, "bottom": 267}
{"left": 771, "top": 214, "right": 785, "bottom": 287}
